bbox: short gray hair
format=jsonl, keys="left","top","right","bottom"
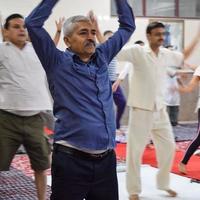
{"left": 63, "top": 15, "right": 90, "bottom": 36}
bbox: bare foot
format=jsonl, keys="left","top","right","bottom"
{"left": 166, "top": 189, "right": 177, "bottom": 197}
{"left": 129, "top": 194, "right": 140, "bottom": 200}
{"left": 178, "top": 162, "right": 187, "bottom": 174}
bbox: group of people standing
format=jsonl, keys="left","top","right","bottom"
{"left": 0, "top": 0, "right": 200, "bottom": 200}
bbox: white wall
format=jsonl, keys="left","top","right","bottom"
{"left": 184, "top": 20, "right": 200, "bottom": 65}
{"left": 0, "top": 0, "right": 200, "bottom": 64}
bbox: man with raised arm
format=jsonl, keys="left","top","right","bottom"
{"left": 25, "top": 0, "right": 135, "bottom": 199}
{"left": 117, "top": 21, "right": 200, "bottom": 200}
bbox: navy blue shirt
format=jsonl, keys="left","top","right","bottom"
{"left": 25, "top": 0, "right": 135, "bottom": 150}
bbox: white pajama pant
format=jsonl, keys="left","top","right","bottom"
{"left": 126, "top": 107, "right": 176, "bottom": 195}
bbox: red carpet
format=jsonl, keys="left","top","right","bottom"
{"left": 11, "top": 155, "right": 51, "bottom": 177}
{"left": 11, "top": 142, "right": 199, "bottom": 180}
{"left": 115, "top": 143, "right": 200, "bottom": 180}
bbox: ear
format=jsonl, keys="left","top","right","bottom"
{"left": 63, "top": 36, "right": 71, "bottom": 47}
{"left": 3, "top": 29, "right": 9, "bottom": 40}
{"left": 3, "top": 28, "right": 8, "bottom": 36}
{"left": 146, "top": 33, "right": 151, "bottom": 41}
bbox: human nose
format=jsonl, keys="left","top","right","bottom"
{"left": 19, "top": 26, "right": 26, "bottom": 32}
{"left": 88, "top": 32, "right": 95, "bottom": 40}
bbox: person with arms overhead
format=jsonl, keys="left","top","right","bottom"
{"left": 25, "top": 0, "right": 135, "bottom": 199}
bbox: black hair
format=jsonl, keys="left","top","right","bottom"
{"left": 134, "top": 40, "right": 144, "bottom": 45}
{"left": 103, "top": 30, "right": 113, "bottom": 36}
{"left": 165, "top": 44, "right": 173, "bottom": 49}
{"left": 4, "top": 13, "right": 24, "bottom": 29}
{"left": 146, "top": 21, "right": 165, "bottom": 34}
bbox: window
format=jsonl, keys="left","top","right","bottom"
{"left": 111, "top": 0, "right": 200, "bottom": 19}
{"left": 146, "top": 0, "right": 175, "bottom": 17}
{"left": 129, "top": 0, "right": 143, "bottom": 16}
{"left": 111, "top": 0, "right": 143, "bottom": 16}
{"left": 149, "top": 19, "right": 184, "bottom": 51}
{"left": 179, "top": 0, "right": 200, "bottom": 18}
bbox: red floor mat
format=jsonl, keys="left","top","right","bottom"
{"left": 115, "top": 143, "right": 200, "bottom": 180}
{"left": 11, "top": 142, "right": 199, "bottom": 180}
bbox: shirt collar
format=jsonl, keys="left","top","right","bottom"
{"left": 4, "top": 41, "right": 30, "bottom": 49}
{"left": 144, "top": 44, "right": 164, "bottom": 56}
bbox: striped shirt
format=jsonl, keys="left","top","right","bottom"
{"left": 108, "top": 57, "right": 118, "bottom": 81}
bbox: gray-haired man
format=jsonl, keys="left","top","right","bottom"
{"left": 26, "top": 0, "right": 135, "bottom": 199}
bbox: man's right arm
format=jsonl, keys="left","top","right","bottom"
{"left": 25, "top": 0, "right": 61, "bottom": 72}
{"left": 116, "top": 45, "right": 135, "bottom": 63}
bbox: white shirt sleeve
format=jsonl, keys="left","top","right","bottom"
{"left": 170, "top": 50, "right": 184, "bottom": 67}
{"left": 117, "top": 44, "right": 141, "bottom": 65}
{"left": 194, "top": 65, "right": 200, "bottom": 76}
{"left": 117, "top": 62, "right": 132, "bottom": 80}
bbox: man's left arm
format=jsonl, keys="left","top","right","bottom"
{"left": 183, "top": 25, "right": 200, "bottom": 59}
{"left": 98, "top": 0, "right": 135, "bottom": 64}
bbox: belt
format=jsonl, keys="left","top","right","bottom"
{"left": 54, "top": 144, "right": 113, "bottom": 160}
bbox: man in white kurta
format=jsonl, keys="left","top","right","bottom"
{"left": 117, "top": 21, "right": 200, "bottom": 200}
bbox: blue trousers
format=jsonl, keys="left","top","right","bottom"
{"left": 112, "top": 83, "right": 126, "bottom": 129}
{"left": 50, "top": 146, "right": 118, "bottom": 200}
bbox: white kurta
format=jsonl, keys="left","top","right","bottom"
{"left": 118, "top": 44, "right": 183, "bottom": 195}
{"left": 0, "top": 42, "right": 52, "bottom": 114}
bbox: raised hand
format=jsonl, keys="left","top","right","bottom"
{"left": 87, "top": 10, "right": 105, "bottom": 43}
{"left": 55, "top": 17, "right": 65, "bottom": 32}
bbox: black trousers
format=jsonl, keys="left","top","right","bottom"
{"left": 181, "top": 109, "right": 200, "bottom": 164}
{"left": 167, "top": 105, "right": 179, "bottom": 126}
{"left": 50, "top": 145, "right": 118, "bottom": 200}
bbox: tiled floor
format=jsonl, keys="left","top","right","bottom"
{"left": 47, "top": 164, "right": 200, "bottom": 200}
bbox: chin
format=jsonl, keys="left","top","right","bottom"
{"left": 18, "top": 37, "right": 27, "bottom": 42}
{"left": 156, "top": 43, "right": 162, "bottom": 47}
{"left": 87, "top": 49, "right": 95, "bottom": 55}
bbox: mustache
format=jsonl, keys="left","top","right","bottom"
{"left": 84, "top": 40, "right": 96, "bottom": 48}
